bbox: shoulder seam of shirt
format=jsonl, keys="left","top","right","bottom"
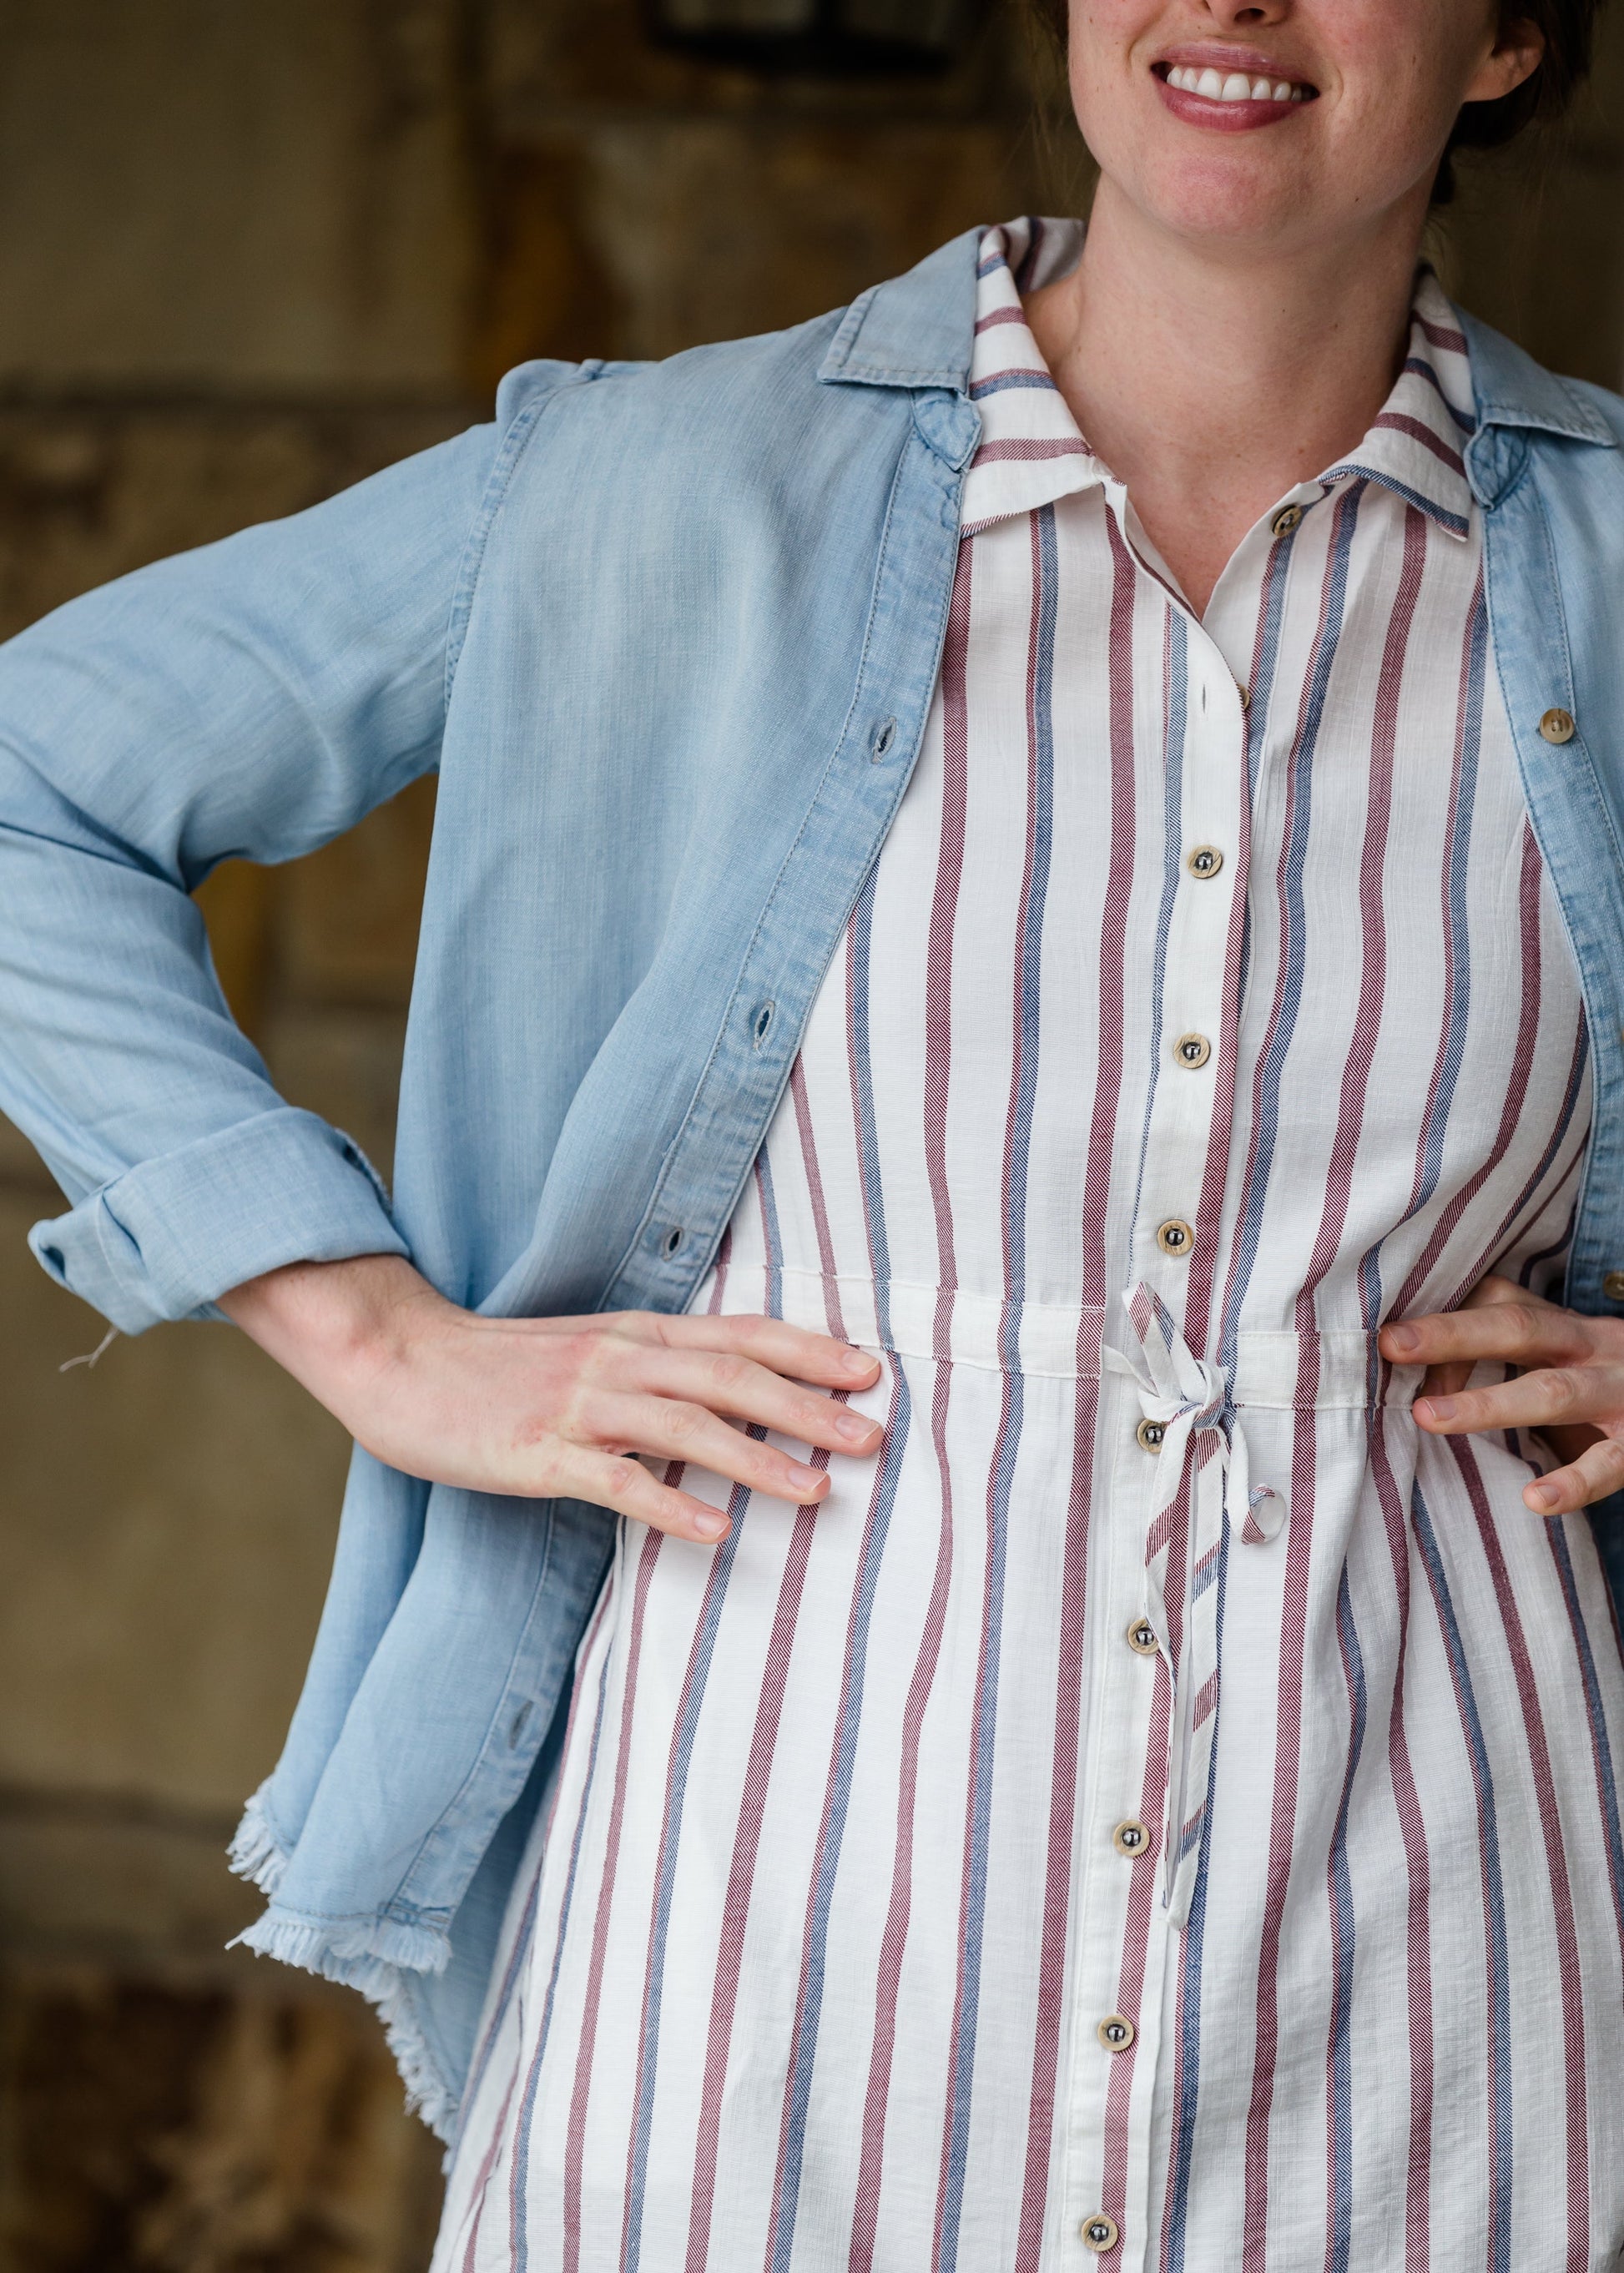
{"left": 443, "top": 368, "right": 597, "bottom": 708}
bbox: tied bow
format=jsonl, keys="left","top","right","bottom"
{"left": 1104, "top": 1283, "right": 1284, "bottom": 1927}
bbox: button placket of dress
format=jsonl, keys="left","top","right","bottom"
{"left": 1057, "top": 601, "right": 1253, "bottom": 2271}
{"left": 1057, "top": 1353, "right": 1176, "bottom": 2273}
{"left": 1133, "top": 632, "right": 1249, "bottom": 1288}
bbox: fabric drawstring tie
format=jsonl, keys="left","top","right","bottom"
{"left": 1105, "top": 1282, "right": 1284, "bottom": 1928}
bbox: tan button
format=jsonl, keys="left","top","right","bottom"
{"left": 1097, "top": 2013, "right": 1136, "bottom": 2053}
{"left": 1082, "top": 2213, "right": 1120, "bottom": 2253}
{"left": 1271, "top": 502, "right": 1304, "bottom": 537}
{"left": 1112, "top": 1818, "right": 1152, "bottom": 1857}
{"left": 1135, "top": 1417, "right": 1166, "bottom": 1454}
{"left": 1127, "top": 1616, "right": 1159, "bottom": 1656}
{"left": 1540, "top": 707, "right": 1576, "bottom": 745}
{"left": 1237, "top": 682, "right": 1250, "bottom": 709}
{"left": 1187, "top": 844, "right": 1223, "bottom": 879}
{"left": 1605, "top": 1270, "right": 1624, "bottom": 1303}
{"left": 1156, "top": 1218, "right": 1194, "bottom": 1259}
{"left": 1174, "top": 1032, "right": 1212, "bottom": 1070}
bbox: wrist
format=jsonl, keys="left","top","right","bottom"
{"left": 219, "top": 1252, "right": 444, "bottom": 1415}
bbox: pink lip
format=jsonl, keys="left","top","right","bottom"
{"left": 1157, "top": 41, "right": 1311, "bottom": 77}
{"left": 1152, "top": 50, "right": 1318, "bottom": 134}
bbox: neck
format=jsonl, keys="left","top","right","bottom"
{"left": 1024, "top": 180, "right": 1432, "bottom": 614}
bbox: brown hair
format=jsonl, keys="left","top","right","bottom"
{"left": 1025, "top": 1, "right": 1606, "bottom": 202}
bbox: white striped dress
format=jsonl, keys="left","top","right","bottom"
{"left": 432, "top": 220, "right": 1624, "bottom": 2272}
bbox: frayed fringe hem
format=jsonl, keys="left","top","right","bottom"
{"left": 226, "top": 1903, "right": 460, "bottom": 2142}
{"left": 227, "top": 1784, "right": 290, "bottom": 1898}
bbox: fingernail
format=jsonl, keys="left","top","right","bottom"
{"left": 789, "top": 1461, "right": 823, "bottom": 1491}
{"left": 692, "top": 1510, "right": 729, "bottom": 1540}
{"left": 840, "top": 1346, "right": 875, "bottom": 1375}
{"left": 1386, "top": 1323, "right": 1418, "bottom": 1355}
{"left": 1528, "top": 1482, "right": 1559, "bottom": 1512}
{"left": 835, "top": 1409, "right": 874, "bottom": 1441}
{"left": 1420, "top": 1394, "right": 1455, "bottom": 1424}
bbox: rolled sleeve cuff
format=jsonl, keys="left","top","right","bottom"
{"left": 28, "top": 1106, "right": 410, "bottom": 1333}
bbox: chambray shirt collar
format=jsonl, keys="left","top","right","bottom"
{"left": 824, "top": 216, "right": 1621, "bottom": 481}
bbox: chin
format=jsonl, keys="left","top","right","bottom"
{"left": 1120, "top": 144, "right": 1334, "bottom": 249}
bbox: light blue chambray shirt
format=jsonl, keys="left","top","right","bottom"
{"left": 4, "top": 227, "right": 1624, "bottom": 2134}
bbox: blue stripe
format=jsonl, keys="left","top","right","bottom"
{"left": 621, "top": 1470, "right": 753, "bottom": 2271}
{"left": 1412, "top": 1480, "right": 1513, "bottom": 2273}
{"left": 1402, "top": 354, "right": 1476, "bottom": 434}
{"left": 936, "top": 502, "right": 1058, "bottom": 2273}
{"left": 1326, "top": 1565, "right": 1369, "bottom": 2273}
{"left": 512, "top": 1646, "right": 615, "bottom": 2272}
{"left": 1487, "top": 1014, "right": 1590, "bottom": 1272}
{"left": 1356, "top": 591, "right": 1485, "bottom": 1333}
{"left": 765, "top": 864, "right": 912, "bottom": 2273}
{"left": 1163, "top": 1505, "right": 1233, "bottom": 2271}
{"left": 969, "top": 370, "right": 1059, "bottom": 399}
{"left": 1220, "top": 491, "right": 1360, "bottom": 1371}
{"left": 1329, "top": 462, "right": 1470, "bottom": 536}
{"left": 1232, "top": 512, "right": 1296, "bottom": 1020}
{"left": 1549, "top": 1521, "right": 1624, "bottom": 1956}
{"left": 1130, "top": 611, "right": 1187, "bottom": 1231}
{"left": 757, "top": 1148, "right": 784, "bottom": 1318}
{"left": 1421, "top": 597, "right": 1485, "bottom": 1204}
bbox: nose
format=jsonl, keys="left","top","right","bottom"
{"left": 1204, "top": 0, "right": 1290, "bottom": 23}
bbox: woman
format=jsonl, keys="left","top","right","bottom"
{"left": 3, "top": 0, "right": 1623, "bottom": 2263}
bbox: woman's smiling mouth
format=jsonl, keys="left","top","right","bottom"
{"left": 1152, "top": 53, "right": 1319, "bottom": 126}
{"left": 1164, "top": 63, "right": 1311, "bottom": 102}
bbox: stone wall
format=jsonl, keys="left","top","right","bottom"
{"left": 1, "top": 5, "right": 1622, "bottom": 2265}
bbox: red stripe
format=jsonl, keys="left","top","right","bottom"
{"left": 1363, "top": 1403, "right": 1437, "bottom": 2271}
{"left": 1387, "top": 827, "right": 1545, "bottom": 1318}
{"left": 684, "top": 1484, "right": 825, "bottom": 2273}
{"left": 1370, "top": 409, "right": 1465, "bottom": 476}
{"left": 971, "top": 438, "right": 1093, "bottom": 465}
{"left": 764, "top": 1362, "right": 905, "bottom": 2256}
{"left": 1289, "top": 506, "right": 1424, "bottom": 2245}
{"left": 789, "top": 1056, "right": 848, "bottom": 1340}
{"left": 848, "top": 547, "right": 971, "bottom": 2273}
{"left": 1401, "top": 578, "right": 1480, "bottom": 1223}
{"left": 1452, "top": 1436, "right": 1591, "bottom": 2270}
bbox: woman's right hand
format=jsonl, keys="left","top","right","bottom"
{"left": 218, "top": 1252, "right": 884, "bottom": 1544}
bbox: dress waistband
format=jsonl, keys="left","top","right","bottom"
{"left": 707, "top": 1262, "right": 1424, "bottom": 1411}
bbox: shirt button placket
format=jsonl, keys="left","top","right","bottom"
{"left": 1092, "top": 625, "right": 1247, "bottom": 2267}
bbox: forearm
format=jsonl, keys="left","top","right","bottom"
{"left": 218, "top": 1252, "right": 451, "bottom": 1438}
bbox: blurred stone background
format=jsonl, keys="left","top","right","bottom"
{"left": 0, "top": 3, "right": 1621, "bottom": 2266}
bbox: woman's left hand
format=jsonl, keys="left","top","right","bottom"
{"left": 1378, "top": 1275, "right": 1624, "bottom": 1514}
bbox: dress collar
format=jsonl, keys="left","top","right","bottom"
{"left": 961, "top": 224, "right": 1480, "bottom": 543}
{"left": 1315, "top": 270, "right": 1475, "bottom": 539}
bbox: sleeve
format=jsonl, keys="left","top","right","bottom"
{"left": 0, "top": 406, "right": 517, "bottom": 1334}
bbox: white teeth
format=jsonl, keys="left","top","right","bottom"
{"left": 1168, "top": 60, "right": 1305, "bottom": 102}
